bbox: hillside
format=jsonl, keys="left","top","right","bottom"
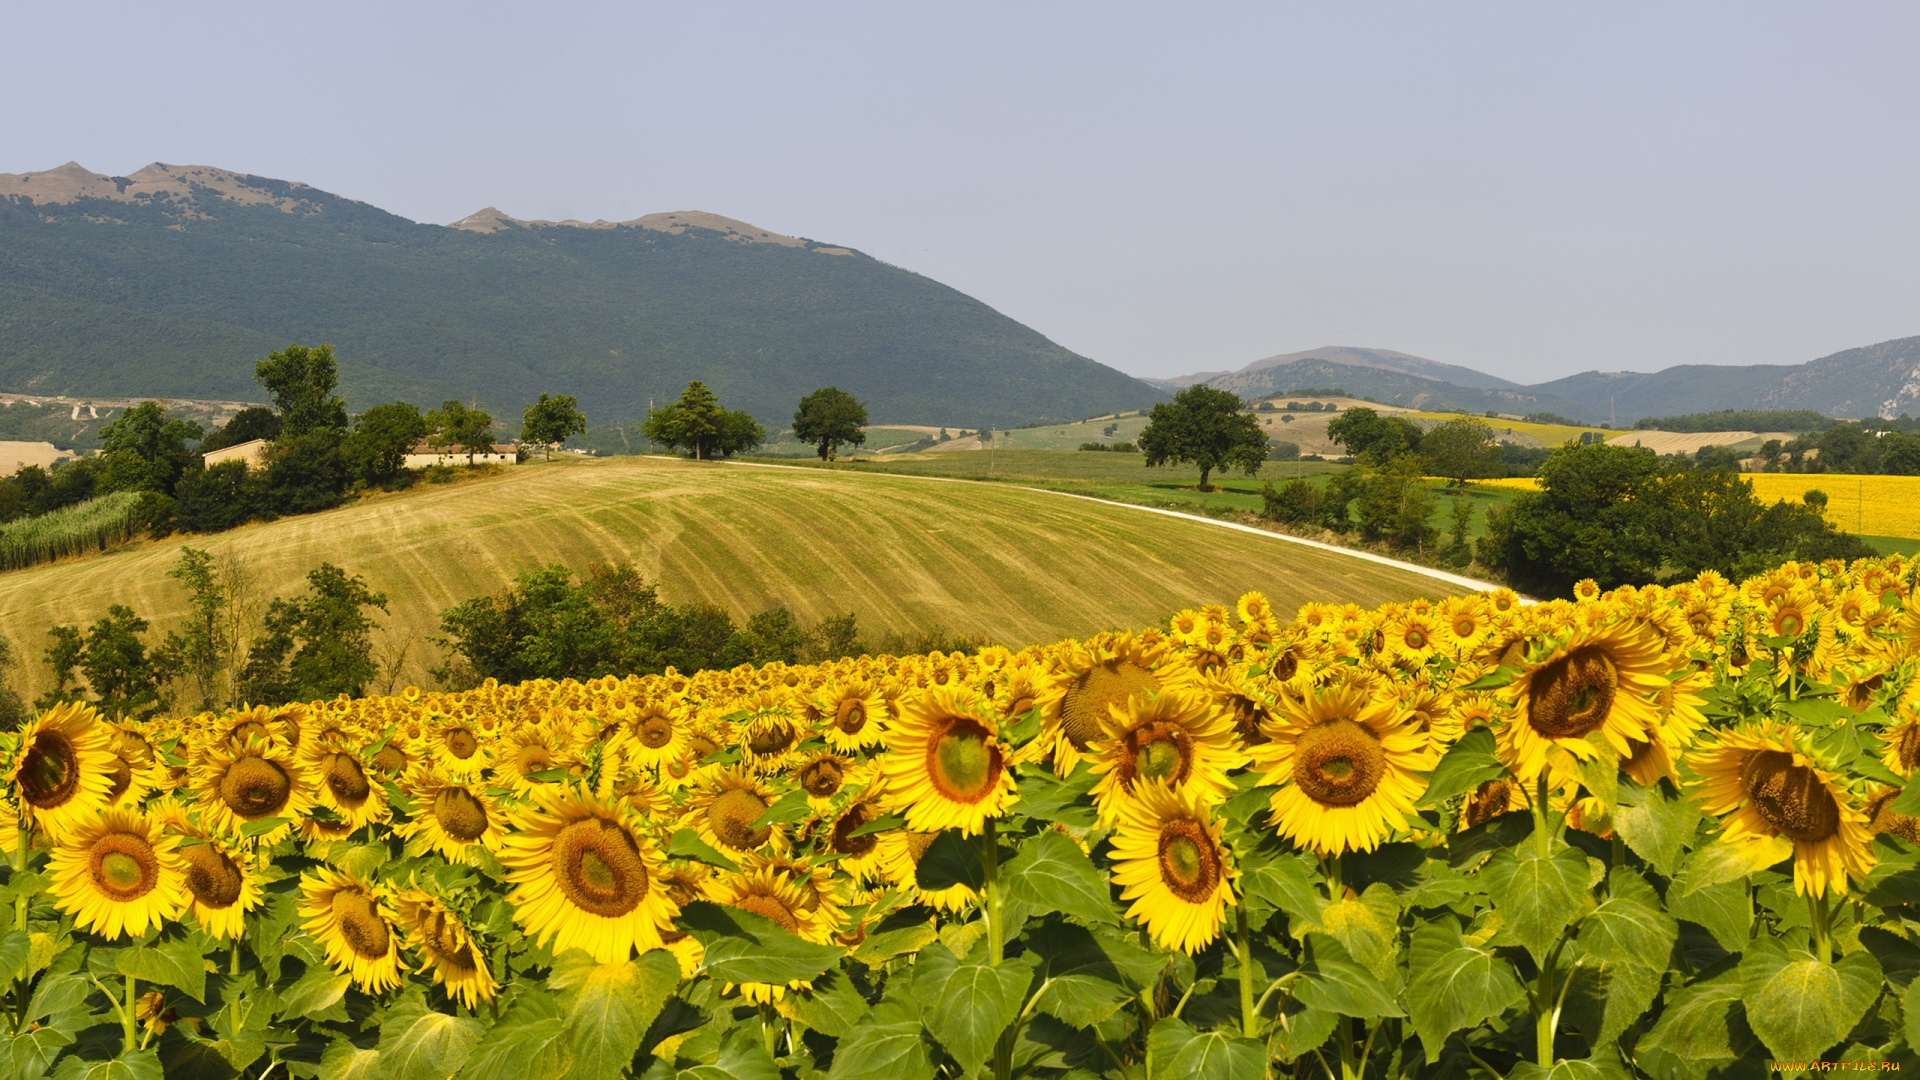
{"left": 1163, "top": 337, "right": 1920, "bottom": 424}
{"left": 0, "top": 161, "right": 1165, "bottom": 428}
{"left": 0, "top": 455, "right": 1456, "bottom": 700}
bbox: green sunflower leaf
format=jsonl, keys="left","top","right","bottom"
{"left": 549, "top": 948, "right": 682, "bottom": 1080}
{"left": 1416, "top": 728, "right": 1508, "bottom": 809}
{"left": 1404, "top": 919, "right": 1526, "bottom": 1063}
{"left": 1002, "top": 830, "right": 1118, "bottom": 926}
{"left": 1738, "top": 937, "right": 1882, "bottom": 1064}
{"left": 375, "top": 989, "right": 483, "bottom": 1080}
{"left": 1144, "top": 1017, "right": 1266, "bottom": 1080}
{"left": 677, "top": 902, "right": 842, "bottom": 985}
{"left": 1482, "top": 844, "right": 1596, "bottom": 964}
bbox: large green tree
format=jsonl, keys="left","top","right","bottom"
{"left": 427, "top": 400, "right": 498, "bottom": 463}
{"left": 522, "top": 394, "right": 588, "bottom": 458}
{"left": 98, "top": 401, "right": 203, "bottom": 495}
{"left": 1137, "top": 385, "right": 1267, "bottom": 490}
{"left": 793, "top": 387, "right": 869, "bottom": 461}
{"left": 345, "top": 401, "right": 430, "bottom": 484}
{"left": 240, "top": 563, "right": 389, "bottom": 704}
{"left": 1421, "top": 416, "right": 1503, "bottom": 485}
{"left": 1326, "top": 406, "right": 1423, "bottom": 463}
{"left": 256, "top": 343, "right": 348, "bottom": 437}
{"left": 40, "top": 605, "right": 179, "bottom": 719}
{"left": 645, "top": 381, "right": 762, "bottom": 460}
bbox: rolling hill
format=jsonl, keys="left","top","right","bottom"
{"left": 0, "top": 161, "right": 1165, "bottom": 428}
{"left": 0, "top": 455, "right": 1462, "bottom": 701}
{"left": 1162, "top": 338, "right": 1920, "bottom": 424}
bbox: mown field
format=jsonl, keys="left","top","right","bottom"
{"left": 0, "top": 455, "right": 1463, "bottom": 699}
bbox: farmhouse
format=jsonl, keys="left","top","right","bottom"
{"left": 202, "top": 438, "right": 271, "bottom": 470}
{"left": 403, "top": 441, "right": 521, "bottom": 468}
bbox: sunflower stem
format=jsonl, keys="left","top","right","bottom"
{"left": 122, "top": 973, "right": 138, "bottom": 1054}
{"left": 229, "top": 941, "right": 243, "bottom": 1036}
{"left": 1809, "top": 890, "right": 1832, "bottom": 965}
{"left": 1532, "top": 774, "right": 1553, "bottom": 858}
{"left": 1235, "top": 905, "right": 1257, "bottom": 1038}
{"left": 980, "top": 819, "right": 1003, "bottom": 967}
{"left": 11, "top": 810, "right": 28, "bottom": 939}
{"left": 758, "top": 1001, "right": 778, "bottom": 1058}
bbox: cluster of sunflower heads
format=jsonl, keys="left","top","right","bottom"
{"left": 7, "top": 556, "right": 1920, "bottom": 1075}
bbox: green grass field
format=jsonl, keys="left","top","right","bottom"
{"left": 0, "top": 455, "right": 1466, "bottom": 700}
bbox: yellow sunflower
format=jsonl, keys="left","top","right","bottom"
{"left": 395, "top": 765, "right": 506, "bottom": 864}
{"left": 711, "top": 865, "right": 833, "bottom": 1003}
{"left": 879, "top": 687, "right": 1017, "bottom": 836}
{"left": 1499, "top": 619, "right": 1672, "bottom": 783}
{"left": 310, "top": 748, "right": 388, "bottom": 833}
{"left": 1381, "top": 609, "right": 1443, "bottom": 666}
{"left": 47, "top": 807, "right": 189, "bottom": 940}
{"left": 610, "top": 700, "right": 692, "bottom": 769}
{"left": 7, "top": 701, "right": 116, "bottom": 840}
{"left": 683, "top": 767, "right": 787, "bottom": 856}
{"left": 299, "top": 868, "right": 406, "bottom": 992}
{"left": 1045, "top": 634, "right": 1171, "bottom": 774}
{"left": 1456, "top": 776, "right": 1529, "bottom": 832}
{"left": 1085, "top": 687, "right": 1245, "bottom": 827}
{"left": 428, "top": 718, "right": 491, "bottom": 775}
{"left": 499, "top": 787, "right": 678, "bottom": 963}
{"left": 817, "top": 679, "right": 888, "bottom": 754}
{"left": 1884, "top": 710, "right": 1920, "bottom": 780}
{"left": 791, "top": 752, "right": 863, "bottom": 812}
{"left": 1690, "top": 723, "right": 1874, "bottom": 897}
{"left": 490, "top": 724, "right": 576, "bottom": 795}
{"left": 193, "top": 734, "right": 315, "bottom": 845}
{"left": 389, "top": 887, "right": 499, "bottom": 1008}
{"left": 1108, "top": 783, "right": 1236, "bottom": 954}
{"left": 813, "top": 787, "right": 890, "bottom": 883}
{"left": 1249, "top": 681, "right": 1436, "bottom": 856}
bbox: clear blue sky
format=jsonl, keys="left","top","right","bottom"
{"left": 6, "top": 2, "right": 1917, "bottom": 382}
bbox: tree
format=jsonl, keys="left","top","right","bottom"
{"left": 1137, "top": 385, "right": 1268, "bottom": 490}
{"left": 266, "top": 429, "right": 349, "bottom": 514}
{"left": 98, "top": 401, "right": 203, "bottom": 495}
{"left": 793, "top": 387, "right": 869, "bottom": 461}
{"left": 644, "top": 381, "right": 726, "bottom": 460}
{"left": 1421, "top": 417, "right": 1502, "bottom": 486}
{"left": 522, "top": 394, "right": 588, "bottom": 458}
{"left": 200, "top": 406, "right": 282, "bottom": 454}
{"left": 0, "top": 635, "right": 29, "bottom": 732}
{"left": 240, "top": 563, "right": 389, "bottom": 704}
{"left": 256, "top": 343, "right": 348, "bottom": 437}
{"left": 644, "top": 382, "right": 762, "bottom": 460}
{"left": 163, "top": 547, "right": 228, "bottom": 708}
{"left": 1353, "top": 453, "right": 1439, "bottom": 552}
{"left": 40, "top": 605, "right": 179, "bottom": 719}
{"left": 427, "top": 400, "right": 498, "bottom": 464}
{"left": 174, "top": 461, "right": 265, "bottom": 532}
{"left": 346, "top": 402, "right": 430, "bottom": 485}
{"left": 1326, "top": 406, "right": 1423, "bottom": 463}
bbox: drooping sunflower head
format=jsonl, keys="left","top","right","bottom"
{"left": 498, "top": 786, "right": 677, "bottom": 964}
{"left": 878, "top": 686, "right": 1016, "bottom": 837}
{"left": 312, "top": 748, "right": 386, "bottom": 833}
{"left": 1866, "top": 786, "right": 1920, "bottom": 845}
{"left": 298, "top": 868, "right": 405, "bottom": 993}
{"left": 429, "top": 718, "right": 491, "bottom": 774}
{"left": 684, "top": 767, "right": 784, "bottom": 855}
{"left": 713, "top": 863, "right": 834, "bottom": 943}
{"left": 47, "top": 807, "right": 189, "bottom": 940}
{"left": 1108, "top": 783, "right": 1236, "bottom": 954}
{"left": 815, "top": 787, "right": 890, "bottom": 881}
{"left": 397, "top": 764, "right": 504, "bottom": 864}
{"left": 1691, "top": 722, "right": 1875, "bottom": 897}
{"left": 1086, "top": 686, "right": 1245, "bottom": 826}
{"left": 1500, "top": 619, "right": 1671, "bottom": 783}
{"left": 175, "top": 833, "right": 261, "bottom": 940}
{"left": 390, "top": 886, "right": 498, "bottom": 1009}
{"left": 792, "top": 751, "right": 862, "bottom": 809}
{"left": 193, "top": 733, "right": 314, "bottom": 844}
{"left": 1249, "top": 680, "right": 1437, "bottom": 856}
{"left": 741, "top": 703, "right": 804, "bottom": 772}
{"left": 1884, "top": 711, "right": 1920, "bottom": 780}
{"left": 1457, "top": 776, "right": 1527, "bottom": 832}
{"left": 7, "top": 701, "right": 117, "bottom": 840}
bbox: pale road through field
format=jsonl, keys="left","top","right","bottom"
{"left": 0, "top": 456, "right": 1490, "bottom": 699}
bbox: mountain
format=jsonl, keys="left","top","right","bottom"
{"left": 0, "top": 162, "right": 1166, "bottom": 428}
{"left": 1163, "top": 338, "right": 1920, "bottom": 424}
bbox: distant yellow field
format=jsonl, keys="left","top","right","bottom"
{"left": 1473, "top": 474, "right": 1920, "bottom": 539}
{"left": 1403, "top": 412, "right": 1603, "bottom": 448}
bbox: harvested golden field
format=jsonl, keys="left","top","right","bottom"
{"left": 1604, "top": 429, "right": 1791, "bottom": 455}
{"left": 0, "top": 455, "right": 1464, "bottom": 698}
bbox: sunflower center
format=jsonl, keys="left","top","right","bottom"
{"left": 1899, "top": 724, "right": 1920, "bottom": 773}
{"left": 732, "top": 893, "right": 802, "bottom": 934}
{"left": 799, "top": 758, "right": 844, "bottom": 798}
{"left": 444, "top": 729, "right": 478, "bottom": 759}
{"left": 1128, "top": 724, "right": 1191, "bottom": 785}
{"left": 926, "top": 718, "right": 1002, "bottom": 803}
{"left": 1527, "top": 646, "right": 1619, "bottom": 740}
{"left": 1062, "top": 661, "right": 1160, "bottom": 751}
{"left": 331, "top": 890, "right": 391, "bottom": 960}
{"left": 1291, "top": 718, "right": 1386, "bottom": 808}
{"left": 1739, "top": 750, "right": 1841, "bottom": 843}
{"left": 19, "top": 731, "right": 79, "bottom": 808}
{"left": 748, "top": 723, "right": 795, "bottom": 757}
{"left": 710, "top": 789, "right": 773, "bottom": 850}
{"left": 424, "top": 915, "right": 479, "bottom": 971}
{"left": 323, "top": 753, "right": 371, "bottom": 806}
{"left": 831, "top": 804, "right": 879, "bottom": 858}
{"left": 514, "top": 745, "right": 553, "bottom": 777}
{"left": 1455, "top": 618, "right": 1477, "bottom": 638}
{"left": 1156, "top": 820, "right": 1221, "bottom": 903}
{"left": 182, "top": 843, "right": 244, "bottom": 907}
{"left": 372, "top": 745, "right": 408, "bottom": 776}
{"left": 1405, "top": 629, "right": 1428, "bottom": 650}
{"left": 219, "top": 756, "right": 292, "bottom": 819}
{"left": 1273, "top": 652, "right": 1299, "bottom": 681}
{"left": 231, "top": 720, "right": 269, "bottom": 744}
{"left": 836, "top": 700, "right": 868, "bottom": 734}
{"left": 550, "top": 817, "right": 649, "bottom": 917}
{"left": 1463, "top": 779, "right": 1515, "bottom": 829}
{"left": 105, "top": 755, "right": 134, "bottom": 803}
{"left": 1777, "top": 612, "right": 1805, "bottom": 637}
{"left": 432, "top": 787, "right": 490, "bottom": 841}
{"left": 89, "top": 834, "right": 159, "bottom": 901}
{"left": 637, "top": 714, "right": 675, "bottom": 749}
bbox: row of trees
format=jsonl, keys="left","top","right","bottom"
{"left": 24, "top": 549, "right": 395, "bottom": 722}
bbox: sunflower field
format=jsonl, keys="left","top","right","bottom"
{"left": 9, "top": 560, "right": 1920, "bottom": 1079}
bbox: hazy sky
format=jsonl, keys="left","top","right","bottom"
{"left": 7, "top": 3, "right": 1918, "bottom": 382}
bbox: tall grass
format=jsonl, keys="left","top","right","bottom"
{"left": 0, "top": 491, "right": 143, "bottom": 571}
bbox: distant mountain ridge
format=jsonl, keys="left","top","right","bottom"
{"left": 0, "top": 161, "right": 1165, "bottom": 427}
{"left": 1164, "top": 339, "right": 1920, "bottom": 424}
